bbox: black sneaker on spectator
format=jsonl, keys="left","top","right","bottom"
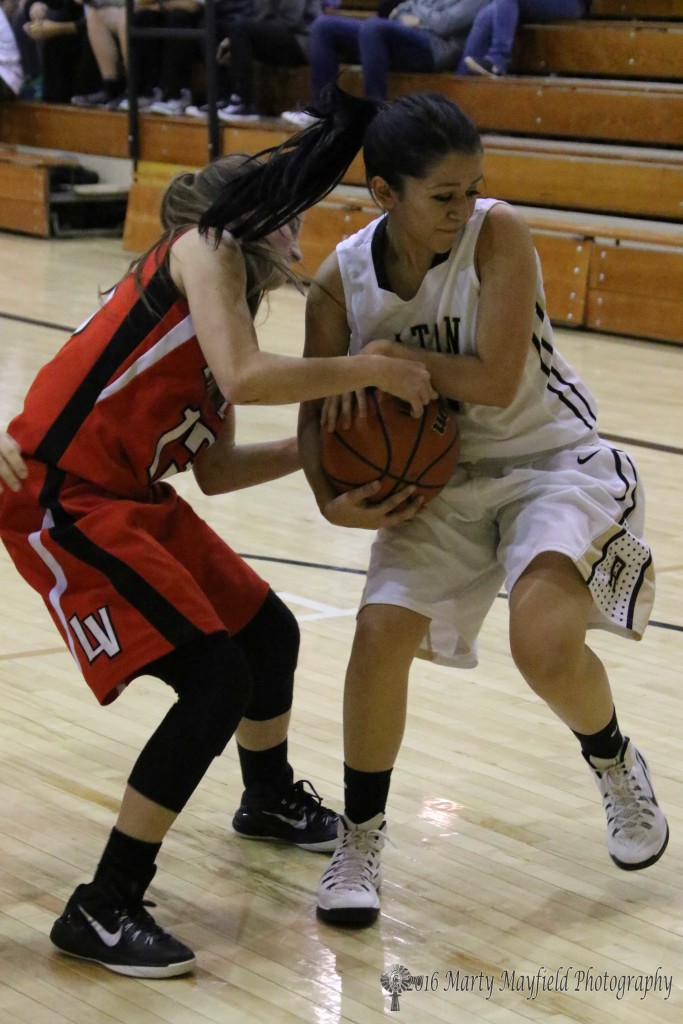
{"left": 71, "top": 89, "right": 120, "bottom": 109}
{"left": 186, "top": 93, "right": 238, "bottom": 118}
{"left": 464, "top": 55, "right": 504, "bottom": 77}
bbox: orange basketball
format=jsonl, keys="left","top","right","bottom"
{"left": 321, "top": 389, "right": 460, "bottom": 504}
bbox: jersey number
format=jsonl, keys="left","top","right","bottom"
{"left": 148, "top": 407, "right": 216, "bottom": 483}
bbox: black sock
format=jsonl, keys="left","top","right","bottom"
{"left": 573, "top": 708, "right": 625, "bottom": 761}
{"left": 103, "top": 77, "right": 123, "bottom": 100}
{"left": 238, "top": 739, "right": 292, "bottom": 795}
{"left": 94, "top": 827, "right": 161, "bottom": 892}
{"left": 344, "top": 763, "right": 392, "bottom": 825}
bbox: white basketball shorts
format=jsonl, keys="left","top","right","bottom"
{"left": 360, "top": 437, "right": 655, "bottom": 668}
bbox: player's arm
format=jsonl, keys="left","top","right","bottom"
{"left": 298, "top": 252, "right": 351, "bottom": 509}
{"left": 169, "top": 229, "right": 434, "bottom": 414}
{"left": 0, "top": 432, "right": 27, "bottom": 493}
{"left": 192, "top": 407, "right": 301, "bottom": 495}
{"left": 366, "top": 204, "right": 537, "bottom": 408}
{"left": 298, "top": 254, "right": 422, "bottom": 530}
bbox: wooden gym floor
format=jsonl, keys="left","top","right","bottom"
{"left": 0, "top": 233, "right": 681, "bottom": 1023}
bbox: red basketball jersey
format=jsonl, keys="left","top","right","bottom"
{"left": 9, "top": 242, "right": 225, "bottom": 497}
{"left": 0, "top": 241, "right": 269, "bottom": 704}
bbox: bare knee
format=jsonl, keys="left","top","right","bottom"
{"left": 349, "top": 603, "right": 428, "bottom": 676}
{"left": 509, "top": 552, "right": 592, "bottom": 696}
{"left": 510, "top": 623, "right": 580, "bottom": 696}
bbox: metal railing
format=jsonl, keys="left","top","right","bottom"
{"left": 124, "top": 0, "right": 221, "bottom": 166}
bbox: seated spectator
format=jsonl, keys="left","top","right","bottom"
{"left": 217, "top": 0, "right": 323, "bottom": 122}
{"left": 457, "top": 0, "right": 590, "bottom": 77}
{"left": 12, "top": 0, "right": 100, "bottom": 102}
{"left": 185, "top": 0, "right": 253, "bottom": 117}
{"left": 128, "top": 0, "right": 204, "bottom": 115}
{"left": 71, "top": 0, "right": 127, "bottom": 107}
{"left": 282, "top": 0, "right": 490, "bottom": 126}
{"left": 1, "top": 1, "right": 24, "bottom": 96}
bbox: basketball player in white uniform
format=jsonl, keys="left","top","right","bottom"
{"left": 298, "top": 92, "right": 669, "bottom": 926}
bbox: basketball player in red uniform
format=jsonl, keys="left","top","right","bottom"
{"left": 0, "top": 110, "right": 435, "bottom": 978}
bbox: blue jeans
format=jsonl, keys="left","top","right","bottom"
{"left": 456, "top": 0, "right": 588, "bottom": 74}
{"left": 310, "top": 15, "right": 435, "bottom": 101}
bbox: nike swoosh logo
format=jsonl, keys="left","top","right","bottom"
{"left": 577, "top": 451, "right": 598, "bottom": 465}
{"left": 79, "top": 906, "right": 123, "bottom": 947}
{"left": 262, "top": 811, "right": 308, "bottom": 830}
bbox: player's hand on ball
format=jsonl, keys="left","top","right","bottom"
{"left": 323, "top": 481, "right": 423, "bottom": 530}
{"left": 0, "top": 432, "right": 27, "bottom": 493}
{"left": 375, "top": 354, "right": 437, "bottom": 417}
{"left": 321, "top": 390, "right": 367, "bottom": 432}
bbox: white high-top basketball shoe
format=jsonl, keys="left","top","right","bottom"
{"left": 586, "top": 738, "right": 669, "bottom": 870}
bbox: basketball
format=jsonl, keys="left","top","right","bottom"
{"left": 321, "top": 389, "right": 460, "bottom": 504}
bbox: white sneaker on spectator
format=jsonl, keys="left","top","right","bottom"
{"left": 119, "top": 87, "right": 163, "bottom": 112}
{"left": 281, "top": 109, "right": 318, "bottom": 129}
{"left": 184, "top": 104, "right": 207, "bottom": 118}
{"left": 218, "top": 100, "right": 260, "bottom": 123}
{"left": 464, "top": 55, "right": 503, "bottom": 77}
{"left": 185, "top": 96, "right": 235, "bottom": 118}
{"left": 148, "top": 88, "right": 193, "bottom": 116}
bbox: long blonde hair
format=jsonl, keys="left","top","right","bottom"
{"left": 130, "top": 154, "right": 301, "bottom": 318}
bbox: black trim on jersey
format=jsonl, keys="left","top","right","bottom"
{"left": 531, "top": 328, "right": 597, "bottom": 422}
{"left": 531, "top": 331, "right": 554, "bottom": 376}
{"left": 38, "top": 466, "right": 204, "bottom": 647}
{"left": 627, "top": 551, "right": 653, "bottom": 630}
{"left": 371, "top": 218, "right": 449, "bottom": 294}
{"left": 531, "top": 333, "right": 597, "bottom": 430}
{"left": 608, "top": 447, "right": 638, "bottom": 524}
{"left": 34, "top": 269, "right": 178, "bottom": 466}
{"left": 39, "top": 465, "right": 71, "bottom": 527}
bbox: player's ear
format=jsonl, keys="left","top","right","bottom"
{"left": 369, "top": 176, "right": 396, "bottom": 212}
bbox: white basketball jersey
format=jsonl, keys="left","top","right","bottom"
{"left": 337, "top": 198, "right": 598, "bottom": 462}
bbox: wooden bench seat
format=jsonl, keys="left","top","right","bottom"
{"left": 5, "top": 71, "right": 682, "bottom": 154}
{"left": 253, "top": 65, "right": 683, "bottom": 146}
{"left": 337, "top": 135, "right": 683, "bottom": 222}
{"left": 425, "top": 76, "right": 683, "bottom": 148}
{"left": 514, "top": 20, "right": 683, "bottom": 79}
{"left": 590, "top": 0, "right": 683, "bottom": 18}
{"left": 3, "top": 101, "right": 681, "bottom": 222}
{"left": 0, "top": 146, "right": 81, "bottom": 236}
{"left": 517, "top": 206, "right": 683, "bottom": 342}
{"left": 337, "top": 0, "right": 683, "bottom": 19}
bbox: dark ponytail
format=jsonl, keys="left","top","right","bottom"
{"left": 198, "top": 87, "right": 381, "bottom": 243}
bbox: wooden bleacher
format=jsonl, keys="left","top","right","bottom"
{"left": 590, "top": 0, "right": 683, "bottom": 18}
{"left": 0, "top": 147, "right": 80, "bottom": 237}
{"left": 512, "top": 19, "right": 683, "bottom": 80}
{"left": 0, "top": 2, "right": 682, "bottom": 343}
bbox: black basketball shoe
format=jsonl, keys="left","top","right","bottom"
{"left": 50, "top": 878, "right": 196, "bottom": 977}
{"left": 232, "top": 778, "right": 339, "bottom": 852}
